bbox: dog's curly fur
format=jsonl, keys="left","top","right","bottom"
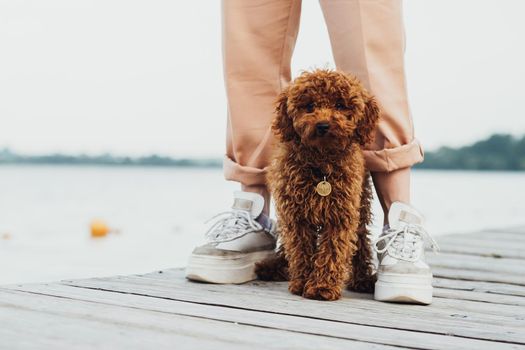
{"left": 255, "top": 69, "right": 379, "bottom": 301}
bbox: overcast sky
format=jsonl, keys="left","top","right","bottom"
{"left": 1, "top": 0, "right": 525, "bottom": 157}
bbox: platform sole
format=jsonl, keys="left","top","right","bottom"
{"left": 185, "top": 250, "right": 275, "bottom": 284}
{"left": 374, "top": 272, "right": 433, "bottom": 305}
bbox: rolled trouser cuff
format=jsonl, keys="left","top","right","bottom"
{"left": 224, "top": 139, "right": 423, "bottom": 183}
{"left": 223, "top": 155, "right": 268, "bottom": 187}
{"left": 364, "top": 139, "right": 424, "bottom": 173}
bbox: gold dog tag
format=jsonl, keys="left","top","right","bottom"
{"left": 315, "top": 177, "right": 332, "bottom": 196}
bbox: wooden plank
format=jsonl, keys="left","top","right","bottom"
{"left": 127, "top": 270, "right": 525, "bottom": 318}
{"left": 50, "top": 272, "right": 525, "bottom": 344}
{"left": 434, "top": 242, "right": 525, "bottom": 259}
{"left": 0, "top": 294, "right": 267, "bottom": 350}
{"left": 144, "top": 269, "right": 525, "bottom": 316}
{"left": 437, "top": 236, "right": 525, "bottom": 251}
{"left": 3, "top": 284, "right": 522, "bottom": 350}
{"left": 137, "top": 269, "right": 525, "bottom": 315}
{"left": 433, "top": 287, "right": 525, "bottom": 307}
{"left": 0, "top": 307, "right": 253, "bottom": 350}
{"left": 432, "top": 267, "right": 525, "bottom": 286}
{"left": 426, "top": 253, "right": 525, "bottom": 275}
{"left": 145, "top": 269, "right": 525, "bottom": 317}
{"left": 440, "top": 230, "right": 525, "bottom": 243}
{"left": 433, "top": 278, "right": 525, "bottom": 297}
{"left": 2, "top": 227, "right": 525, "bottom": 349}
{"left": 0, "top": 288, "right": 392, "bottom": 350}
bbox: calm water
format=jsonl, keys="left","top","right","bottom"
{"left": 1, "top": 165, "right": 524, "bottom": 285}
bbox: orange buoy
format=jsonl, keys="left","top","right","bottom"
{"left": 90, "top": 220, "right": 110, "bottom": 238}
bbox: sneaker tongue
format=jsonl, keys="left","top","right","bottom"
{"left": 388, "top": 201, "right": 423, "bottom": 229}
{"left": 232, "top": 191, "right": 264, "bottom": 218}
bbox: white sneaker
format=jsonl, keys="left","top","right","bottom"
{"left": 373, "top": 202, "right": 438, "bottom": 304}
{"left": 185, "top": 191, "right": 278, "bottom": 284}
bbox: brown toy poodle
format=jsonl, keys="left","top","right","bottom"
{"left": 255, "top": 69, "right": 379, "bottom": 301}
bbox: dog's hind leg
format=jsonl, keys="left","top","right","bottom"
{"left": 255, "top": 246, "right": 289, "bottom": 281}
{"left": 348, "top": 174, "right": 376, "bottom": 293}
{"left": 347, "top": 229, "right": 376, "bottom": 293}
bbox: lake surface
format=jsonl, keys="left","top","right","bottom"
{"left": 1, "top": 165, "right": 524, "bottom": 285}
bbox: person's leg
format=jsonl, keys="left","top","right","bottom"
{"left": 372, "top": 167, "right": 411, "bottom": 226}
{"left": 222, "top": 0, "right": 302, "bottom": 215}
{"left": 319, "top": 0, "right": 436, "bottom": 304}
{"left": 318, "top": 0, "right": 423, "bottom": 223}
{"left": 186, "top": 0, "right": 302, "bottom": 284}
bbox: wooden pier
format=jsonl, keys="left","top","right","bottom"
{"left": 1, "top": 227, "right": 525, "bottom": 349}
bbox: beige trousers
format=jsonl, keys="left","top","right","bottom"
{"left": 222, "top": 0, "right": 424, "bottom": 190}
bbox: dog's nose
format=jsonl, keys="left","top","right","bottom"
{"left": 316, "top": 122, "right": 330, "bottom": 135}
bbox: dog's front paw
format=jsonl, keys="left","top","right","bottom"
{"left": 303, "top": 282, "right": 342, "bottom": 301}
{"left": 347, "top": 273, "right": 377, "bottom": 293}
{"left": 288, "top": 279, "right": 306, "bottom": 296}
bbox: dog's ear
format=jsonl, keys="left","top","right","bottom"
{"left": 272, "top": 88, "right": 296, "bottom": 142}
{"left": 355, "top": 94, "right": 380, "bottom": 146}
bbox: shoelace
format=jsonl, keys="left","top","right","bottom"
{"left": 374, "top": 223, "right": 439, "bottom": 262}
{"left": 204, "top": 209, "right": 263, "bottom": 243}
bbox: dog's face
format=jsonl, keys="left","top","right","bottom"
{"left": 273, "top": 70, "right": 379, "bottom": 150}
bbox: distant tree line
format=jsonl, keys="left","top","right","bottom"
{"left": 1, "top": 133, "right": 524, "bottom": 170}
{"left": 415, "top": 134, "right": 525, "bottom": 171}
{"left": 0, "top": 149, "right": 221, "bottom": 168}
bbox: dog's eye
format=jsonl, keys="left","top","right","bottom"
{"left": 335, "top": 102, "right": 345, "bottom": 110}
{"left": 305, "top": 103, "right": 315, "bottom": 113}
